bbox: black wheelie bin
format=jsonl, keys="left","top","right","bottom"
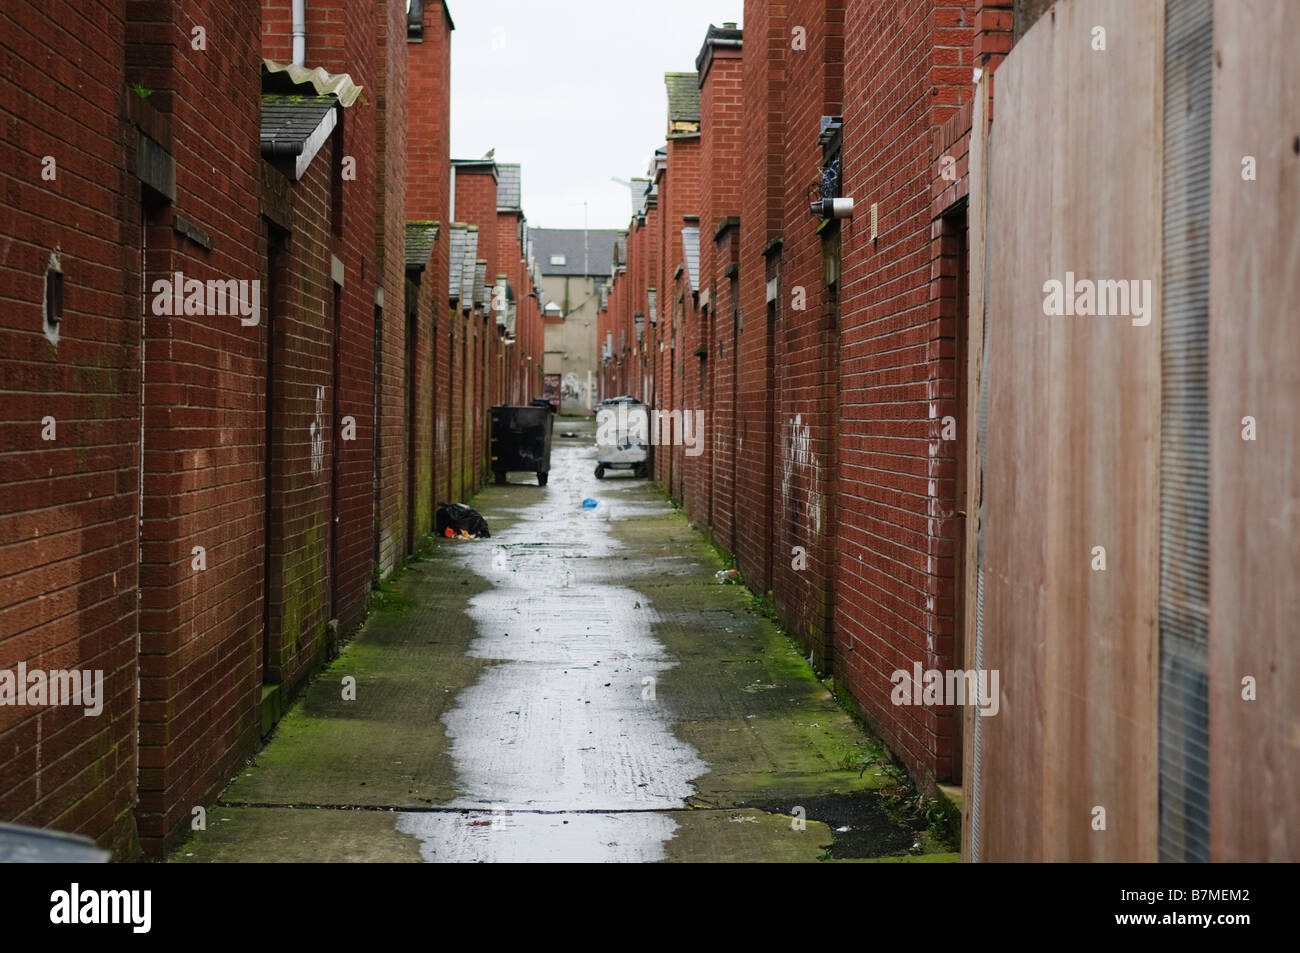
{"left": 490, "top": 402, "right": 555, "bottom": 486}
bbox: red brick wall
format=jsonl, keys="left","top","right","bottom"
{"left": 260, "top": 0, "right": 291, "bottom": 61}
{"left": 643, "top": 199, "right": 662, "bottom": 467}
{"left": 620, "top": 232, "right": 635, "bottom": 401}
{"left": 432, "top": 223, "right": 452, "bottom": 506}
{"left": 0, "top": 0, "right": 140, "bottom": 859}
{"left": 285, "top": 0, "right": 384, "bottom": 642}
{"left": 628, "top": 219, "right": 646, "bottom": 402}
{"left": 127, "top": 0, "right": 268, "bottom": 854}
{"left": 373, "top": 0, "right": 409, "bottom": 575}
{"left": 407, "top": 4, "right": 453, "bottom": 507}
{"left": 448, "top": 257, "right": 465, "bottom": 503}
{"left": 259, "top": 0, "right": 394, "bottom": 647}
{"left": 453, "top": 168, "right": 496, "bottom": 485}
{"left": 463, "top": 305, "right": 476, "bottom": 492}
{"left": 455, "top": 171, "right": 497, "bottom": 277}
{"left": 833, "top": 0, "right": 976, "bottom": 784}
{"left": 649, "top": 204, "right": 661, "bottom": 405}
{"left": 768, "top": 0, "right": 843, "bottom": 672}
{"left": 496, "top": 210, "right": 525, "bottom": 406}
{"left": 1, "top": 0, "right": 456, "bottom": 859}
{"left": 332, "top": 3, "right": 382, "bottom": 639}
{"left": 736, "top": 0, "right": 787, "bottom": 595}
{"left": 597, "top": 279, "right": 614, "bottom": 397}
{"left": 263, "top": 143, "right": 337, "bottom": 694}
{"left": 404, "top": 4, "right": 452, "bottom": 535}
{"left": 698, "top": 39, "right": 744, "bottom": 553}
{"left": 660, "top": 136, "right": 699, "bottom": 504}
{"left": 407, "top": 7, "right": 452, "bottom": 224}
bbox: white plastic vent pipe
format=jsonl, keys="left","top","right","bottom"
{"left": 292, "top": 0, "right": 307, "bottom": 65}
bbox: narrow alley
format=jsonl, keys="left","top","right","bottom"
{"left": 171, "top": 423, "right": 954, "bottom": 863}
{"left": 2, "top": 0, "right": 1295, "bottom": 906}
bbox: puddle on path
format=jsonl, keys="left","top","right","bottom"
{"left": 397, "top": 443, "right": 706, "bottom": 862}
{"left": 396, "top": 811, "right": 678, "bottom": 863}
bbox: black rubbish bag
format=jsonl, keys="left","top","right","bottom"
{"left": 436, "top": 502, "right": 491, "bottom": 539}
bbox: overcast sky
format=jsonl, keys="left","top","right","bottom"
{"left": 448, "top": 0, "right": 743, "bottom": 231}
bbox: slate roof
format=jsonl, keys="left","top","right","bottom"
{"left": 460, "top": 227, "right": 478, "bottom": 305}
{"left": 630, "top": 177, "right": 652, "bottom": 219}
{"left": 528, "top": 228, "right": 625, "bottom": 278}
{"left": 682, "top": 226, "right": 700, "bottom": 291}
{"left": 474, "top": 260, "right": 489, "bottom": 309}
{"left": 448, "top": 224, "right": 468, "bottom": 299}
{"left": 496, "top": 163, "right": 522, "bottom": 211}
{"left": 665, "top": 72, "right": 700, "bottom": 133}
{"left": 260, "top": 93, "right": 337, "bottom": 157}
{"left": 405, "top": 221, "right": 439, "bottom": 271}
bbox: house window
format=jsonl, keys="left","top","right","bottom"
{"left": 809, "top": 116, "right": 844, "bottom": 220}
{"left": 550, "top": 254, "right": 566, "bottom": 267}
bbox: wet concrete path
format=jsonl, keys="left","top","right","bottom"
{"left": 172, "top": 420, "right": 956, "bottom": 862}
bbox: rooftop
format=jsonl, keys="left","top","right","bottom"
{"left": 665, "top": 72, "right": 701, "bottom": 136}
{"left": 497, "top": 163, "right": 522, "bottom": 211}
{"left": 528, "top": 228, "right": 626, "bottom": 278}
{"left": 682, "top": 226, "right": 700, "bottom": 291}
{"left": 405, "top": 221, "right": 439, "bottom": 271}
{"left": 695, "top": 23, "right": 743, "bottom": 82}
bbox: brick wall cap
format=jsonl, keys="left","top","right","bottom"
{"left": 713, "top": 216, "right": 740, "bottom": 241}
{"left": 451, "top": 158, "right": 499, "bottom": 181}
{"left": 695, "top": 24, "right": 743, "bottom": 85}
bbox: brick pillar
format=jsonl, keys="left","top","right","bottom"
{"left": 975, "top": 2, "right": 1014, "bottom": 73}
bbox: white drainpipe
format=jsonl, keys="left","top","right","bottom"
{"left": 292, "top": 0, "right": 307, "bottom": 66}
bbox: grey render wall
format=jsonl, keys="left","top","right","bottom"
{"left": 541, "top": 273, "right": 599, "bottom": 414}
